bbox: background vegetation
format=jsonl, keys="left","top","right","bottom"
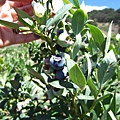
{"left": 88, "top": 8, "right": 120, "bottom": 34}
{"left": 0, "top": 0, "right": 120, "bottom": 119}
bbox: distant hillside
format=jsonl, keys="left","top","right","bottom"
{"left": 88, "top": 8, "right": 120, "bottom": 35}
{"left": 96, "top": 22, "right": 119, "bottom": 35}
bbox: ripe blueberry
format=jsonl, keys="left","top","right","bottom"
{"left": 52, "top": 88, "right": 63, "bottom": 96}
{"left": 56, "top": 44, "right": 66, "bottom": 52}
{"left": 50, "top": 54, "right": 65, "bottom": 70}
{"left": 55, "top": 66, "right": 68, "bottom": 80}
{"left": 57, "top": 29, "right": 64, "bottom": 35}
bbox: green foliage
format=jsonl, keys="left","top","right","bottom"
{"left": 0, "top": 0, "right": 120, "bottom": 120}
{"left": 72, "top": 9, "right": 87, "bottom": 35}
{"left": 46, "top": 3, "right": 73, "bottom": 30}
{"left": 87, "top": 24, "right": 105, "bottom": 54}
{"left": 68, "top": 62, "right": 86, "bottom": 88}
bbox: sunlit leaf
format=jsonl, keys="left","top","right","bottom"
{"left": 87, "top": 24, "right": 105, "bottom": 54}
{"left": 85, "top": 52, "right": 92, "bottom": 76}
{"left": 63, "top": 0, "right": 71, "bottom": 4}
{"left": 0, "top": 19, "right": 22, "bottom": 29}
{"left": 66, "top": 58, "right": 76, "bottom": 71}
{"left": 109, "top": 92, "right": 116, "bottom": 115}
{"left": 49, "top": 80, "right": 65, "bottom": 89}
{"left": 108, "top": 110, "right": 117, "bottom": 120}
{"left": 69, "top": 63, "right": 86, "bottom": 88}
{"left": 13, "top": 7, "right": 35, "bottom": 28}
{"left": 73, "top": 0, "right": 80, "bottom": 8}
{"left": 105, "top": 21, "right": 113, "bottom": 54}
{"left": 77, "top": 94, "right": 94, "bottom": 100}
{"left": 116, "top": 40, "right": 120, "bottom": 55}
{"left": 28, "top": 68, "right": 47, "bottom": 85}
{"left": 46, "top": 3, "right": 73, "bottom": 30}
{"left": 72, "top": 9, "right": 87, "bottom": 35}
{"left": 87, "top": 78, "right": 98, "bottom": 98}
{"left": 88, "top": 38, "right": 98, "bottom": 55}
{"left": 98, "top": 50, "right": 117, "bottom": 86}
{"left": 116, "top": 93, "right": 120, "bottom": 113}
{"left": 71, "top": 34, "right": 82, "bottom": 59}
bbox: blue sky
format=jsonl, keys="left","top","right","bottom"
{"left": 70, "top": 0, "right": 120, "bottom": 10}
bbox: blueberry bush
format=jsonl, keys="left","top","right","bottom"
{"left": 0, "top": 0, "right": 120, "bottom": 119}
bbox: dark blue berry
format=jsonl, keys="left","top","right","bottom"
{"left": 84, "top": 37, "right": 88, "bottom": 44}
{"left": 50, "top": 54, "right": 65, "bottom": 70}
{"left": 15, "top": 73, "right": 20, "bottom": 80}
{"left": 57, "top": 29, "right": 64, "bottom": 35}
{"left": 96, "top": 64, "right": 99, "bottom": 68}
{"left": 55, "top": 67, "right": 68, "bottom": 80}
{"left": 56, "top": 44, "right": 66, "bottom": 52}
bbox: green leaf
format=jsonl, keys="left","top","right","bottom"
{"left": 72, "top": 9, "right": 87, "bottom": 35}
{"left": 46, "top": 4, "right": 73, "bottom": 30}
{"left": 90, "top": 110, "right": 98, "bottom": 120}
{"left": 28, "top": 68, "right": 47, "bottom": 85}
{"left": 101, "top": 110, "right": 108, "bottom": 120}
{"left": 116, "top": 93, "right": 120, "bottom": 113}
{"left": 108, "top": 110, "right": 117, "bottom": 120}
{"left": 73, "top": 0, "right": 80, "bottom": 8}
{"left": 49, "top": 80, "right": 65, "bottom": 89}
{"left": 69, "top": 63, "right": 86, "bottom": 88}
{"left": 13, "top": 7, "right": 35, "bottom": 28}
{"left": 87, "top": 24, "right": 105, "bottom": 54}
{"left": 98, "top": 50, "right": 117, "bottom": 86}
{"left": 80, "top": 101, "right": 89, "bottom": 112}
{"left": 10, "top": 80, "right": 20, "bottom": 90}
{"left": 88, "top": 38, "right": 98, "bottom": 55}
{"left": 109, "top": 92, "right": 116, "bottom": 115}
{"left": 105, "top": 21, "right": 113, "bottom": 54}
{"left": 66, "top": 58, "right": 76, "bottom": 71}
{"left": 116, "top": 40, "right": 120, "bottom": 55}
{"left": 32, "top": 79, "right": 45, "bottom": 89}
{"left": 85, "top": 52, "right": 92, "bottom": 76}
{"left": 63, "top": 0, "right": 71, "bottom": 4}
{"left": 87, "top": 24, "right": 104, "bottom": 45}
{"left": 59, "top": 80, "right": 75, "bottom": 88}
{"left": 71, "top": 34, "right": 82, "bottom": 59}
{"left": 0, "top": 19, "right": 22, "bottom": 29}
{"left": 87, "top": 78, "right": 98, "bottom": 98}
{"left": 96, "top": 93, "right": 112, "bottom": 105}
{"left": 46, "top": 89, "right": 55, "bottom": 100}
{"left": 0, "top": 20, "right": 30, "bottom": 32}
{"left": 49, "top": 80, "right": 74, "bottom": 89}
{"left": 77, "top": 94, "right": 94, "bottom": 100}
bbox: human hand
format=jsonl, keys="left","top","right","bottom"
{"left": 0, "top": 0, "right": 39, "bottom": 48}
{"left": 0, "top": 0, "right": 32, "bottom": 7}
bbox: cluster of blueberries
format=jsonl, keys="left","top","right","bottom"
{"left": 43, "top": 29, "right": 70, "bottom": 81}
{"left": 43, "top": 54, "right": 68, "bottom": 81}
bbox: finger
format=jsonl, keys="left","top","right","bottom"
{"left": 0, "top": 26, "right": 40, "bottom": 47}
{"left": 9, "top": 1, "right": 32, "bottom": 8}
{"left": 0, "top": 27, "right": 14, "bottom": 47}
{"left": 9, "top": 4, "right": 33, "bottom": 21}
{"left": 0, "top": 0, "right": 31, "bottom": 9}
{"left": 19, "top": 4, "right": 33, "bottom": 16}
{"left": 0, "top": 4, "right": 33, "bottom": 22}
{"left": 14, "top": 33, "right": 40, "bottom": 45}
{"left": 9, "top": 0, "right": 32, "bottom": 2}
{"left": 0, "top": 0, "right": 6, "bottom": 6}
{"left": 0, "top": 30, "right": 3, "bottom": 47}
